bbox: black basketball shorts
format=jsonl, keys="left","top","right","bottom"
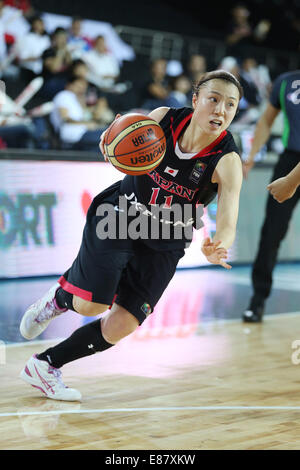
{"left": 58, "top": 181, "right": 185, "bottom": 324}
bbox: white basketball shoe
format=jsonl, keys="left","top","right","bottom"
{"left": 20, "top": 355, "right": 82, "bottom": 401}
{"left": 20, "top": 283, "right": 67, "bottom": 340}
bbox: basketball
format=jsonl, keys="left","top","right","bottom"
{"left": 103, "top": 113, "right": 166, "bottom": 175}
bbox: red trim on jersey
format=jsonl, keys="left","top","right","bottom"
{"left": 171, "top": 113, "right": 193, "bottom": 147}
{"left": 58, "top": 276, "right": 93, "bottom": 302}
{"left": 170, "top": 112, "right": 228, "bottom": 160}
{"left": 192, "top": 130, "right": 228, "bottom": 159}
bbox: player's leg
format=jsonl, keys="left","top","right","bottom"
{"left": 243, "top": 153, "right": 300, "bottom": 322}
{"left": 20, "top": 303, "right": 139, "bottom": 402}
{"left": 20, "top": 243, "right": 184, "bottom": 401}
{"left": 20, "top": 181, "right": 133, "bottom": 340}
{"left": 19, "top": 283, "right": 110, "bottom": 341}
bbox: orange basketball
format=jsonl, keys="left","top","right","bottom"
{"left": 103, "top": 113, "right": 166, "bottom": 175}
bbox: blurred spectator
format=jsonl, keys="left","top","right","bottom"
{"left": 68, "top": 58, "right": 113, "bottom": 108}
{"left": 68, "top": 59, "right": 97, "bottom": 103}
{"left": 0, "top": 0, "right": 29, "bottom": 45}
{"left": 140, "top": 58, "right": 171, "bottom": 110}
{"left": 4, "top": 0, "right": 34, "bottom": 18}
{"left": 225, "top": 3, "right": 271, "bottom": 52}
{"left": 240, "top": 57, "right": 271, "bottom": 102}
{"left": 68, "top": 58, "right": 114, "bottom": 121}
{"left": 40, "top": 27, "right": 72, "bottom": 100}
{"left": 167, "top": 74, "right": 192, "bottom": 108}
{"left": 50, "top": 76, "right": 109, "bottom": 151}
{"left": 225, "top": 4, "right": 253, "bottom": 47}
{"left": 16, "top": 15, "right": 51, "bottom": 84}
{"left": 186, "top": 54, "right": 207, "bottom": 84}
{"left": 82, "top": 35, "right": 120, "bottom": 91}
{"left": 67, "top": 16, "right": 92, "bottom": 60}
{"left": 219, "top": 56, "right": 261, "bottom": 123}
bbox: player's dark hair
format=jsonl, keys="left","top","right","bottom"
{"left": 193, "top": 70, "right": 244, "bottom": 100}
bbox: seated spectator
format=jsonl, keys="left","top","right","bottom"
{"left": 225, "top": 3, "right": 253, "bottom": 48}
{"left": 67, "top": 16, "right": 92, "bottom": 60}
{"left": 68, "top": 59, "right": 100, "bottom": 104}
{"left": 50, "top": 75, "right": 109, "bottom": 152}
{"left": 167, "top": 74, "right": 192, "bottom": 108}
{"left": 40, "top": 27, "right": 72, "bottom": 101}
{"left": 240, "top": 56, "right": 271, "bottom": 102}
{"left": 69, "top": 58, "right": 114, "bottom": 120}
{"left": 4, "top": 0, "right": 34, "bottom": 19}
{"left": 0, "top": 0, "right": 29, "bottom": 41}
{"left": 16, "top": 15, "right": 51, "bottom": 84}
{"left": 140, "top": 58, "right": 171, "bottom": 110}
{"left": 225, "top": 3, "right": 271, "bottom": 53}
{"left": 186, "top": 54, "right": 207, "bottom": 84}
{"left": 218, "top": 56, "right": 261, "bottom": 123}
{"left": 82, "top": 35, "right": 120, "bottom": 90}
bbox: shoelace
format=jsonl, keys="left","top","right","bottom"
{"left": 35, "top": 300, "right": 64, "bottom": 324}
{"left": 48, "top": 366, "right": 67, "bottom": 389}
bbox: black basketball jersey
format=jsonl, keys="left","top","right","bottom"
{"left": 121, "top": 107, "right": 239, "bottom": 205}
{"left": 117, "top": 107, "right": 240, "bottom": 249}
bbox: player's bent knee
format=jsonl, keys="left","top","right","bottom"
{"left": 101, "top": 305, "right": 139, "bottom": 343}
{"left": 73, "top": 295, "right": 109, "bottom": 316}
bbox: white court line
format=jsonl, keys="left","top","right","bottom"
{"left": 3, "top": 406, "right": 300, "bottom": 418}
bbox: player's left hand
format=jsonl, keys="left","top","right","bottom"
{"left": 201, "top": 237, "right": 232, "bottom": 269}
{"left": 267, "top": 177, "right": 297, "bottom": 203}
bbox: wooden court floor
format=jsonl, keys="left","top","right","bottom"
{"left": 1, "top": 313, "right": 300, "bottom": 450}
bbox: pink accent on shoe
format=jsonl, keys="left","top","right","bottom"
{"left": 31, "top": 384, "right": 47, "bottom": 395}
{"left": 34, "top": 364, "right": 55, "bottom": 395}
{"left": 24, "top": 365, "right": 32, "bottom": 377}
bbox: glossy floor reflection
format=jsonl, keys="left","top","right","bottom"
{"left": 0, "top": 263, "right": 299, "bottom": 344}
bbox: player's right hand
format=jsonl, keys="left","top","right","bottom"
{"left": 99, "top": 113, "right": 121, "bottom": 162}
{"left": 201, "top": 237, "right": 231, "bottom": 270}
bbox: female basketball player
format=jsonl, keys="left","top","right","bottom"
{"left": 19, "top": 70, "right": 244, "bottom": 401}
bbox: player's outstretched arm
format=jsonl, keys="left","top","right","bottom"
{"left": 202, "top": 152, "right": 243, "bottom": 269}
{"left": 267, "top": 162, "right": 300, "bottom": 202}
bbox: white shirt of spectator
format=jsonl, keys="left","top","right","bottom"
{"left": 51, "top": 90, "right": 88, "bottom": 143}
{"left": 17, "top": 33, "right": 51, "bottom": 75}
{"left": 83, "top": 49, "right": 120, "bottom": 89}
